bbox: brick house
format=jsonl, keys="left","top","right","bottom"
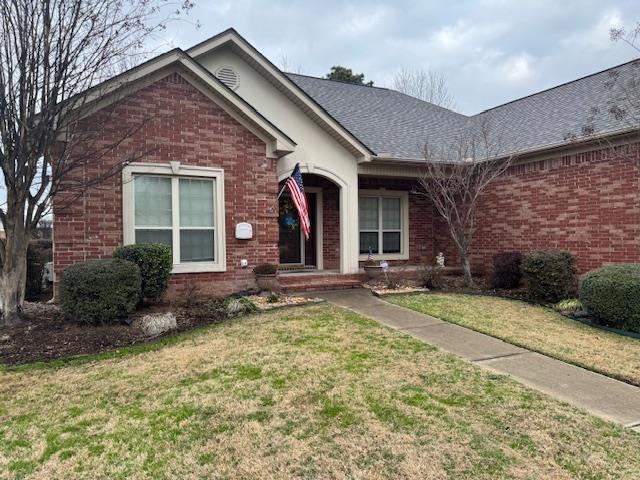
{"left": 53, "top": 28, "right": 640, "bottom": 297}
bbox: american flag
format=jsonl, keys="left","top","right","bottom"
{"left": 286, "top": 163, "right": 310, "bottom": 240}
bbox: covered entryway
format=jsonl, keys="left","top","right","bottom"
{"left": 278, "top": 173, "right": 340, "bottom": 271}
{"left": 276, "top": 173, "right": 368, "bottom": 290}
{"left": 277, "top": 163, "right": 361, "bottom": 276}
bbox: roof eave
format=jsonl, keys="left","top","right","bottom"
{"left": 59, "top": 49, "right": 297, "bottom": 158}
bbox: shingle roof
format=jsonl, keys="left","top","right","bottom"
{"left": 287, "top": 73, "right": 468, "bottom": 158}
{"left": 287, "top": 59, "right": 640, "bottom": 159}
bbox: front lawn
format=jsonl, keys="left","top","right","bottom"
{"left": 387, "top": 293, "right": 640, "bottom": 386}
{"left": 1, "top": 304, "right": 639, "bottom": 479}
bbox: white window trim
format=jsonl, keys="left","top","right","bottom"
{"left": 122, "top": 162, "right": 226, "bottom": 273}
{"left": 358, "top": 189, "right": 409, "bottom": 261}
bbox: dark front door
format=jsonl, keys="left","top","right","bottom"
{"left": 304, "top": 193, "right": 317, "bottom": 266}
{"left": 279, "top": 191, "right": 317, "bottom": 267}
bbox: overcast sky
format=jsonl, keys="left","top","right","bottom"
{"left": 157, "top": 0, "right": 639, "bottom": 115}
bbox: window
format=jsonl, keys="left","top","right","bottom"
{"left": 359, "top": 191, "right": 408, "bottom": 259}
{"left": 123, "top": 163, "right": 226, "bottom": 273}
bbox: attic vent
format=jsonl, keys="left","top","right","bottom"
{"left": 215, "top": 66, "right": 239, "bottom": 90}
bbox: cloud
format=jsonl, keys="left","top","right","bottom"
{"left": 341, "top": 5, "right": 389, "bottom": 37}
{"left": 500, "top": 53, "right": 534, "bottom": 83}
{"left": 560, "top": 9, "right": 625, "bottom": 52}
{"left": 154, "top": 0, "right": 639, "bottom": 114}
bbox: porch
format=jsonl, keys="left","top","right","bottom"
{"left": 277, "top": 172, "right": 445, "bottom": 279}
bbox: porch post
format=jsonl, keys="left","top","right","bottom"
{"left": 340, "top": 179, "right": 360, "bottom": 274}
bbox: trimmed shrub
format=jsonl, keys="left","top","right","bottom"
{"left": 59, "top": 259, "right": 141, "bottom": 324}
{"left": 490, "top": 252, "right": 522, "bottom": 289}
{"left": 580, "top": 264, "right": 640, "bottom": 332}
{"left": 113, "top": 243, "right": 172, "bottom": 301}
{"left": 521, "top": 250, "right": 576, "bottom": 302}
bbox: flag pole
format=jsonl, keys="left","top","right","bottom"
{"left": 276, "top": 182, "right": 287, "bottom": 201}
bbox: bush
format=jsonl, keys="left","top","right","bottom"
{"left": 113, "top": 243, "right": 172, "bottom": 301}
{"left": 490, "top": 252, "right": 522, "bottom": 289}
{"left": 253, "top": 263, "right": 278, "bottom": 275}
{"left": 420, "top": 266, "right": 443, "bottom": 290}
{"left": 554, "top": 298, "right": 583, "bottom": 314}
{"left": 59, "top": 259, "right": 141, "bottom": 324}
{"left": 266, "top": 293, "right": 280, "bottom": 304}
{"left": 25, "top": 241, "right": 52, "bottom": 300}
{"left": 580, "top": 264, "right": 640, "bottom": 332}
{"left": 521, "top": 250, "right": 576, "bottom": 302}
{"left": 225, "top": 297, "right": 258, "bottom": 317}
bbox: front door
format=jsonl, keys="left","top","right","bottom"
{"left": 279, "top": 191, "right": 317, "bottom": 267}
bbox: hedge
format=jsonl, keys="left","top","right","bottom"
{"left": 521, "top": 250, "right": 576, "bottom": 302}
{"left": 490, "top": 251, "right": 522, "bottom": 289}
{"left": 580, "top": 264, "right": 640, "bottom": 332}
{"left": 59, "top": 259, "right": 141, "bottom": 324}
{"left": 113, "top": 243, "right": 172, "bottom": 301}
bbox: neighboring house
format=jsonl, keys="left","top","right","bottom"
{"left": 53, "top": 28, "right": 640, "bottom": 297}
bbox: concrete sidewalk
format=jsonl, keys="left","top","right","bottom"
{"left": 314, "top": 288, "right": 640, "bottom": 431}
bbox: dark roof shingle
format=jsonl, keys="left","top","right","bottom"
{"left": 287, "top": 59, "right": 640, "bottom": 159}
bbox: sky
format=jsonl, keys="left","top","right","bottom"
{"left": 2, "top": 1, "right": 639, "bottom": 214}
{"left": 155, "top": 0, "right": 639, "bottom": 115}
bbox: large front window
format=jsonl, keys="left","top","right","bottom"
{"left": 123, "top": 163, "right": 226, "bottom": 273}
{"left": 359, "top": 191, "right": 407, "bottom": 258}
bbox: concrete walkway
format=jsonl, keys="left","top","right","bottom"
{"left": 314, "top": 288, "right": 640, "bottom": 431}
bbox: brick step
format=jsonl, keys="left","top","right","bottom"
{"left": 279, "top": 273, "right": 367, "bottom": 292}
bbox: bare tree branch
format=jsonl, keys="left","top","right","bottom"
{"left": 393, "top": 66, "right": 457, "bottom": 110}
{"left": 416, "top": 118, "right": 515, "bottom": 286}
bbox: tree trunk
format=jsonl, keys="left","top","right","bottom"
{"left": 461, "top": 254, "right": 473, "bottom": 287}
{"left": 0, "top": 232, "right": 29, "bottom": 327}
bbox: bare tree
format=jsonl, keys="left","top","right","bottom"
{"left": 611, "top": 22, "right": 640, "bottom": 54}
{"left": 417, "top": 120, "right": 514, "bottom": 286}
{"left": 608, "top": 23, "right": 640, "bottom": 128}
{"left": 393, "top": 67, "right": 457, "bottom": 110}
{"left": 277, "top": 52, "right": 304, "bottom": 74}
{"left": 0, "top": 0, "right": 195, "bottom": 326}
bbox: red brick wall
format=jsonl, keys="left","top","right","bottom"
{"left": 53, "top": 73, "right": 279, "bottom": 299}
{"left": 434, "top": 148, "right": 640, "bottom": 275}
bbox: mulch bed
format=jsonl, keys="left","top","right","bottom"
{"left": 0, "top": 301, "right": 227, "bottom": 366}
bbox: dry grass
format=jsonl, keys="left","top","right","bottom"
{"left": 388, "top": 293, "right": 640, "bottom": 386}
{"left": 1, "top": 304, "right": 639, "bottom": 479}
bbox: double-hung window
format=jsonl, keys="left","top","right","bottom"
{"left": 123, "top": 163, "right": 226, "bottom": 273}
{"left": 359, "top": 191, "right": 408, "bottom": 259}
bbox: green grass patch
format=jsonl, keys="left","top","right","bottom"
{"left": 0, "top": 304, "right": 639, "bottom": 478}
{"left": 388, "top": 293, "right": 640, "bottom": 387}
